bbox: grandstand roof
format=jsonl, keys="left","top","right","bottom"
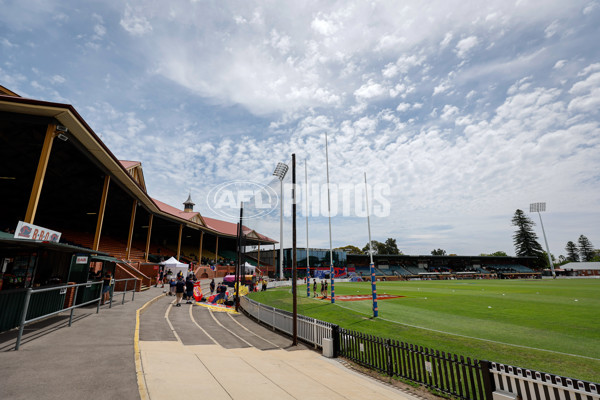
{"left": 562, "top": 262, "right": 600, "bottom": 270}
{"left": 0, "top": 92, "right": 275, "bottom": 244}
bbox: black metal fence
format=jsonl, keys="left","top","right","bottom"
{"left": 338, "top": 327, "right": 491, "bottom": 400}
{"left": 239, "top": 294, "right": 600, "bottom": 400}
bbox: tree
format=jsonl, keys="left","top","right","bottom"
{"left": 578, "top": 235, "right": 595, "bottom": 262}
{"left": 384, "top": 238, "right": 400, "bottom": 255}
{"left": 511, "top": 209, "right": 544, "bottom": 266}
{"left": 336, "top": 245, "right": 362, "bottom": 254}
{"left": 363, "top": 240, "right": 385, "bottom": 255}
{"left": 480, "top": 251, "right": 509, "bottom": 257}
{"left": 431, "top": 249, "right": 447, "bottom": 256}
{"left": 565, "top": 241, "right": 579, "bottom": 262}
{"left": 363, "top": 239, "right": 403, "bottom": 255}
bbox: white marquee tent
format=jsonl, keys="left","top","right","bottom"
{"left": 160, "top": 256, "right": 189, "bottom": 278}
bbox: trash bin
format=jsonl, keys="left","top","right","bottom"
{"left": 322, "top": 338, "right": 334, "bottom": 358}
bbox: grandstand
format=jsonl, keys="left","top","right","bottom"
{"left": 0, "top": 87, "right": 277, "bottom": 300}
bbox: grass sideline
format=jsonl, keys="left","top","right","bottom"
{"left": 248, "top": 278, "right": 600, "bottom": 383}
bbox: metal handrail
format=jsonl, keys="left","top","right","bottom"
{"left": 14, "top": 277, "right": 139, "bottom": 350}
{"left": 108, "top": 277, "right": 138, "bottom": 308}
{"left": 15, "top": 281, "right": 103, "bottom": 350}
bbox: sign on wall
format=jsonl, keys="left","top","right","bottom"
{"left": 14, "top": 221, "right": 62, "bottom": 242}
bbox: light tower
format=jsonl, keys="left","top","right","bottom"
{"left": 530, "top": 202, "right": 555, "bottom": 279}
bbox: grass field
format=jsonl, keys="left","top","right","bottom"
{"left": 247, "top": 278, "right": 600, "bottom": 383}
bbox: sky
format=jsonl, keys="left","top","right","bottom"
{"left": 1, "top": 0, "right": 599, "bottom": 257}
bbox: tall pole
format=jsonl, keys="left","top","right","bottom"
{"left": 280, "top": 178, "right": 284, "bottom": 280}
{"left": 292, "top": 154, "right": 298, "bottom": 345}
{"left": 530, "top": 202, "right": 555, "bottom": 279}
{"left": 365, "top": 172, "right": 378, "bottom": 318}
{"left": 274, "top": 162, "right": 289, "bottom": 280}
{"left": 235, "top": 203, "right": 243, "bottom": 312}
{"left": 305, "top": 159, "right": 310, "bottom": 297}
{"left": 325, "top": 133, "right": 335, "bottom": 304}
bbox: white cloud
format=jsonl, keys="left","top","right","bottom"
{"left": 354, "top": 80, "right": 387, "bottom": 101}
{"left": 120, "top": 5, "right": 153, "bottom": 36}
{"left": 455, "top": 36, "right": 478, "bottom": 58}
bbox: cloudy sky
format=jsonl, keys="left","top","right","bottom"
{"left": 2, "top": 0, "right": 599, "bottom": 257}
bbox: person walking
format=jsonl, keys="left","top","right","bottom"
{"left": 313, "top": 279, "right": 317, "bottom": 297}
{"left": 323, "top": 280, "right": 328, "bottom": 299}
{"left": 320, "top": 280, "right": 324, "bottom": 298}
{"left": 210, "top": 278, "right": 215, "bottom": 295}
{"left": 185, "top": 275, "right": 194, "bottom": 304}
{"left": 101, "top": 272, "right": 112, "bottom": 305}
{"left": 174, "top": 276, "right": 185, "bottom": 306}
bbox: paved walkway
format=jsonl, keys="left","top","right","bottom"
{"left": 0, "top": 284, "right": 420, "bottom": 400}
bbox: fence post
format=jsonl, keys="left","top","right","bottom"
{"left": 480, "top": 360, "right": 495, "bottom": 400}
{"left": 332, "top": 324, "right": 340, "bottom": 358}
{"left": 97, "top": 281, "right": 104, "bottom": 313}
{"left": 15, "top": 288, "right": 33, "bottom": 351}
{"left": 385, "top": 338, "right": 393, "bottom": 377}
{"left": 132, "top": 279, "right": 136, "bottom": 301}
{"left": 69, "top": 285, "right": 80, "bottom": 327}
{"left": 122, "top": 279, "right": 128, "bottom": 304}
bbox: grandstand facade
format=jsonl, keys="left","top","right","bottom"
{"left": 0, "top": 86, "right": 276, "bottom": 299}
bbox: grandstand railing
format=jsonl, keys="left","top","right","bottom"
{"left": 239, "top": 289, "right": 599, "bottom": 400}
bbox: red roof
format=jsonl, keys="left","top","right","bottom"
{"left": 152, "top": 200, "right": 276, "bottom": 243}
{"left": 152, "top": 198, "right": 201, "bottom": 222}
{"left": 119, "top": 160, "right": 140, "bottom": 169}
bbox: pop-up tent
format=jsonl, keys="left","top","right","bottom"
{"left": 160, "top": 256, "right": 189, "bottom": 278}
{"left": 243, "top": 262, "right": 256, "bottom": 274}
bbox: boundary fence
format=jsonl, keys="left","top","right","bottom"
{"left": 238, "top": 295, "right": 600, "bottom": 400}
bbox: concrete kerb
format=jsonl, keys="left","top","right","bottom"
{"left": 135, "top": 292, "right": 166, "bottom": 400}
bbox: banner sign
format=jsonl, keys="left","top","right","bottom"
{"left": 76, "top": 256, "right": 89, "bottom": 264}
{"left": 14, "top": 221, "right": 61, "bottom": 242}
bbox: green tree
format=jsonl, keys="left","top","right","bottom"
{"left": 362, "top": 239, "right": 402, "bottom": 255}
{"left": 384, "top": 238, "right": 400, "bottom": 255}
{"left": 578, "top": 235, "right": 595, "bottom": 262}
{"left": 336, "top": 245, "right": 362, "bottom": 254}
{"left": 565, "top": 241, "right": 579, "bottom": 262}
{"left": 363, "top": 240, "right": 385, "bottom": 255}
{"left": 480, "top": 251, "right": 509, "bottom": 257}
{"left": 431, "top": 249, "right": 447, "bottom": 256}
{"left": 511, "top": 209, "right": 544, "bottom": 266}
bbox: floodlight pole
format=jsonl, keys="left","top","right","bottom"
{"left": 365, "top": 172, "right": 378, "bottom": 318}
{"left": 292, "top": 154, "right": 298, "bottom": 345}
{"left": 325, "top": 133, "right": 334, "bottom": 304}
{"left": 530, "top": 202, "right": 555, "bottom": 279}
{"left": 305, "top": 159, "right": 310, "bottom": 297}
{"left": 273, "top": 162, "right": 289, "bottom": 280}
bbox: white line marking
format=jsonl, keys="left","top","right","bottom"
{"left": 164, "top": 298, "right": 182, "bottom": 344}
{"left": 188, "top": 303, "right": 218, "bottom": 345}
{"left": 208, "top": 309, "right": 253, "bottom": 347}
{"left": 225, "top": 313, "right": 281, "bottom": 349}
{"left": 334, "top": 302, "right": 600, "bottom": 361}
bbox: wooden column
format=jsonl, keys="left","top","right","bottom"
{"left": 258, "top": 243, "right": 261, "bottom": 273}
{"left": 215, "top": 236, "right": 219, "bottom": 264}
{"left": 24, "top": 123, "right": 56, "bottom": 223}
{"left": 198, "top": 231, "right": 204, "bottom": 264}
{"left": 145, "top": 214, "right": 153, "bottom": 262}
{"left": 93, "top": 175, "right": 110, "bottom": 251}
{"left": 176, "top": 224, "right": 183, "bottom": 260}
{"left": 126, "top": 200, "right": 137, "bottom": 261}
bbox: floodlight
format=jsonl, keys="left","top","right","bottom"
{"left": 273, "top": 162, "right": 289, "bottom": 180}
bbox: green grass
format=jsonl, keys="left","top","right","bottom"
{"left": 248, "top": 279, "right": 600, "bottom": 383}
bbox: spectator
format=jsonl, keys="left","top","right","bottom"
{"left": 185, "top": 276, "right": 194, "bottom": 304}
{"left": 174, "top": 276, "right": 185, "bottom": 307}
